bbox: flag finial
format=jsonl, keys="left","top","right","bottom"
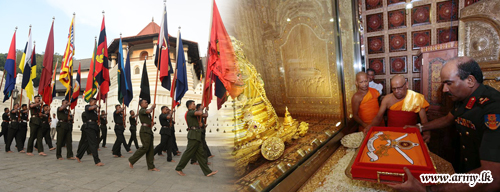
{"left": 120, "top": 33, "right": 122, "bottom": 38}
{"left": 102, "top": 10, "right": 105, "bottom": 15}
{"left": 73, "top": 12, "right": 75, "bottom": 16}
{"left": 178, "top": 26, "right": 181, "bottom": 30}
{"left": 52, "top": 16, "right": 55, "bottom": 21}
{"left": 15, "top": 26, "right": 18, "bottom": 31}
{"left": 152, "top": 17, "right": 154, "bottom": 22}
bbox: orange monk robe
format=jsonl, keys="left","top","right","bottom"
{"left": 359, "top": 88, "right": 384, "bottom": 130}
{"left": 387, "top": 90, "right": 430, "bottom": 127}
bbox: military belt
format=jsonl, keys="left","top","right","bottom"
{"left": 141, "top": 123, "right": 151, "bottom": 127}
{"left": 3, "top": 120, "right": 8, "bottom": 122}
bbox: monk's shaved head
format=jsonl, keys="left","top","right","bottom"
{"left": 355, "top": 72, "right": 369, "bottom": 91}
{"left": 356, "top": 72, "right": 367, "bottom": 80}
{"left": 391, "top": 75, "right": 405, "bottom": 84}
{"left": 391, "top": 75, "right": 408, "bottom": 99}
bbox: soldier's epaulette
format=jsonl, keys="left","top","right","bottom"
{"left": 478, "top": 96, "right": 494, "bottom": 107}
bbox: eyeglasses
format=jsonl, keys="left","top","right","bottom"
{"left": 391, "top": 81, "right": 407, "bottom": 92}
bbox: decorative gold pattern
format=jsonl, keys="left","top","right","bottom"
{"left": 232, "top": 0, "right": 343, "bottom": 117}
{"left": 459, "top": 0, "right": 500, "bottom": 70}
{"left": 261, "top": 137, "right": 285, "bottom": 160}
{"left": 232, "top": 38, "right": 309, "bottom": 177}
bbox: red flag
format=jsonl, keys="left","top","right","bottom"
{"left": 203, "top": 1, "right": 241, "bottom": 108}
{"left": 157, "top": 5, "right": 171, "bottom": 90}
{"left": 95, "top": 16, "right": 110, "bottom": 100}
{"left": 39, "top": 20, "right": 55, "bottom": 105}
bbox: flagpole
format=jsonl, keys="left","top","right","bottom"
{"left": 136, "top": 89, "right": 141, "bottom": 122}
{"left": 170, "top": 27, "right": 181, "bottom": 127}
{"left": 49, "top": 58, "right": 59, "bottom": 109}
{"left": 0, "top": 70, "right": 6, "bottom": 93}
{"left": 18, "top": 24, "right": 32, "bottom": 114}
{"left": 97, "top": 86, "right": 101, "bottom": 124}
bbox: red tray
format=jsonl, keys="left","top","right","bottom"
{"left": 348, "top": 126, "right": 436, "bottom": 184}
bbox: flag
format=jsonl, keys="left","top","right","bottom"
{"left": 124, "top": 50, "right": 133, "bottom": 107}
{"left": 20, "top": 29, "right": 33, "bottom": 88}
{"left": 84, "top": 39, "right": 98, "bottom": 102}
{"left": 155, "top": 4, "right": 172, "bottom": 91}
{"left": 95, "top": 16, "right": 110, "bottom": 99}
{"left": 70, "top": 63, "right": 80, "bottom": 109}
{"left": 139, "top": 60, "right": 150, "bottom": 104}
{"left": 117, "top": 37, "right": 126, "bottom": 104}
{"left": 59, "top": 16, "right": 75, "bottom": 95}
{"left": 172, "top": 31, "right": 188, "bottom": 108}
{"left": 23, "top": 45, "right": 37, "bottom": 100}
{"left": 203, "top": 0, "right": 242, "bottom": 108}
{"left": 52, "top": 76, "right": 56, "bottom": 98}
{"left": 215, "top": 76, "right": 228, "bottom": 109}
{"left": 39, "top": 20, "right": 55, "bottom": 105}
{"left": 3, "top": 31, "right": 16, "bottom": 102}
{"left": 19, "top": 29, "right": 33, "bottom": 81}
{"left": 64, "top": 64, "right": 73, "bottom": 102}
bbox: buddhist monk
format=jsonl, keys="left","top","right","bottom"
{"left": 366, "top": 75, "right": 431, "bottom": 142}
{"left": 352, "top": 72, "right": 384, "bottom": 132}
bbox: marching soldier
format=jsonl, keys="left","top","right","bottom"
{"left": 34, "top": 104, "right": 51, "bottom": 156}
{"left": 56, "top": 99, "right": 75, "bottom": 160}
{"left": 17, "top": 104, "right": 28, "bottom": 153}
{"left": 27, "top": 96, "right": 43, "bottom": 155}
{"left": 128, "top": 99, "right": 158, "bottom": 171}
{"left": 153, "top": 106, "right": 175, "bottom": 162}
{"left": 175, "top": 100, "right": 217, "bottom": 177}
{"left": 76, "top": 108, "right": 91, "bottom": 156}
{"left": 112, "top": 105, "right": 132, "bottom": 157}
{"left": 0, "top": 108, "right": 9, "bottom": 145}
{"left": 5, "top": 103, "right": 20, "bottom": 153}
{"left": 191, "top": 104, "right": 213, "bottom": 165}
{"left": 99, "top": 110, "right": 107, "bottom": 148}
{"left": 76, "top": 98, "right": 104, "bottom": 166}
{"left": 127, "top": 110, "right": 139, "bottom": 149}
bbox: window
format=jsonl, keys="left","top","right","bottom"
{"left": 139, "top": 51, "right": 148, "bottom": 60}
{"left": 134, "top": 66, "right": 140, "bottom": 74}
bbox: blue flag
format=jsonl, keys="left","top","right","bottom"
{"left": 3, "top": 31, "right": 16, "bottom": 102}
{"left": 117, "top": 37, "right": 126, "bottom": 104}
{"left": 174, "top": 32, "right": 188, "bottom": 104}
{"left": 123, "top": 51, "right": 133, "bottom": 107}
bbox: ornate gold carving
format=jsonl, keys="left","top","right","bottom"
{"left": 280, "top": 24, "right": 332, "bottom": 98}
{"left": 463, "top": 22, "right": 500, "bottom": 63}
{"left": 232, "top": 38, "right": 309, "bottom": 176}
{"left": 261, "top": 137, "right": 285, "bottom": 161}
{"left": 459, "top": 0, "right": 500, "bottom": 70}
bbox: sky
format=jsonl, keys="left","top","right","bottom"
{"left": 0, "top": 0, "right": 233, "bottom": 59}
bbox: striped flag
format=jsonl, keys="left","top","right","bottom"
{"left": 84, "top": 39, "right": 98, "bottom": 102}
{"left": 59, "top": 16, "right": 75, "bottom": 95}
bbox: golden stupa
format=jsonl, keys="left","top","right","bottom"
{"left": 231, "top": 37, "right": 309, "bottom": 176}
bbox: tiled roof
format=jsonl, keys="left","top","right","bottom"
{"left": 137, "top": 22, "right": 160, "bottom": 36}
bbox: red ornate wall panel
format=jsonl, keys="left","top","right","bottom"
{"left": 361, "top": 0, "right": 463, "bottom": 94}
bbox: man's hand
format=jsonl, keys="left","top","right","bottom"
{"left": 423, "top": 131, "right": 431, "bottom": 143}
{"left": 388, "top": 167, "right": 425, "bottom": 192}
{"left": 403, "top": 125, "right": 418, "bottom": 129}
{"left": 363, "top": 125, "right": 372, "bottom": 134}
{"left": 151, "top": 104, "right": 156, "bottom": 109}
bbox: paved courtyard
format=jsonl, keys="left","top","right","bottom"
{"left": 0, "top": 133, "right": 236, "bottom": 192}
